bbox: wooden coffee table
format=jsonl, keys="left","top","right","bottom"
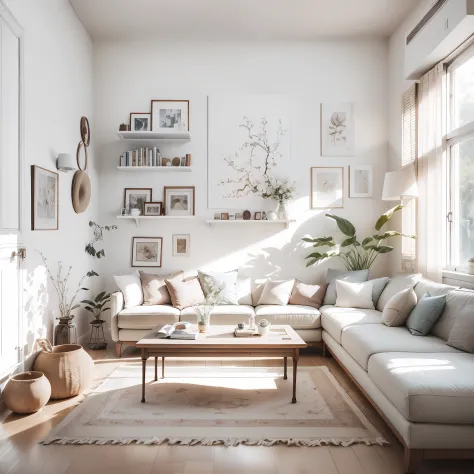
{"left": 136, "top": 324, "right": 307, "bottom": 404}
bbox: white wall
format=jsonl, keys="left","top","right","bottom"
{"left": 94, "top": 39, "right": 390, "bottom": 309}
{"left": 6, "top": 0, "right": 97, "bottom": 353}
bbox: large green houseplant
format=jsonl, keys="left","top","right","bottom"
{"left": 303, "top": 205, "right": 415, "bottom": 271}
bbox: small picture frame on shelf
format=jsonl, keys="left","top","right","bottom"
{"left": 235, "top": 212, "right": 243, "bottom": 220}
{"left": 120, "top": 208, "right": 128, "bottom": 216}
{"left": 214, "top": 213, "right": 221, "bottom": 220}
{"left": 173, "top": 234, "right": 190, "bottom": 257}
{"left": 180, "top": 156, "right": 186, "bottom": 166}
{"left": 131, "top": 237, "right": 162, "bottom": 268}
{"left": 262, "top": 212, "right": 268, "bottom": 220}
{"left": 130, "top": 113, "right": 151, "bottom": 132}
{"left": 229, "top": 213, "right": 235, "bottom": 220}
{"left": 254, "top": 211, "right": 262, "bottom": 220}
{"left": 221, "top": 212, "right": 229, "bottom": 220}
{"left": 164, "top": 186, "right": 195, "bottom": 216}
{"left": 151, "top": 100, "right": 189, "bottom": 132}
{"left": 144, "top": 201, "right": 163, "bottom": 216}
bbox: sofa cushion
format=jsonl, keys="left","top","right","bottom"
{"left": 320, "top": 305, "right": 382, "bottom": 344}
{"left": 432, "top": 289, "right": 474, "bottom": 341}
{"left": 180, "top": 305, "right": 255, "bottom": 325}
{"left": 117, "top": 305, "right": 180, "bottom": 329}
{"left": 289, "top": 281, "right": 328, "bottom": 309}
{"left": 406, "top": 292, "right": 447, "bottom": 336}
{"left": 140, "top": 270, "right": 183, "bottom": 305}
{"left": 341, "top": 324, "right": 461, "bottom": 370}
{"left": 166, "top": 276, "right": 206, "bottom": 309}
{"left": 236, "top": 276, "right": 252, "bottom": 305}
{"left": 255, "top": 305, "right": 321, "bottom": 329}
{"left": 368, "top": 352, "right": 474, "bottom": 423}
{"left": 447, "top": 307, "right": 474, "bottom": 353}
{"left": 414, "top": 278, "right": 458, "bottom": 301}
{"left": 335, "top": 280, "right": 374, "bottom": 309}
{"left": 370, "top": 277, "right": 390, "bottom": 306}
{"left": 323, "top": 269, "right": 369, "bottom": 305}
{"left": 376, "top": 273, "right": 421, "bottom": 311}
{"left": 114, "top": 271, "right": 143, "bottom": 308}
{"left": 198, "top": 270, "right": 239, "bottom": 305}
{"left": 258, "top": 279, "right": 295, "bottom": 305}
{"left": 382, "top": 288, "right": 417, "bottom": 327}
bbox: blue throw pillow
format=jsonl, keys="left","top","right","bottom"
{"left": 406, "top": 292, "right": 446, "bottom": 336}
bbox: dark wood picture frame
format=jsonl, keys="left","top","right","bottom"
{"left": 31, "top": 165, "right": 59, "bottom": 231}
{"left": 131, "top": 236, "right": 163, "bottom": 268}
{"left": 163, "top": 186, "right": 195, "bottom": 216}
{"left": 143, "top": 201, "right": 163, "bottom": 216}
{"left": 254, "top": 211, "right": 262, "bottom": 220}
{"left": 123, "top": 188, "right": 153, "bottom": 212}
{"left": 129, "top": 112, "right": 151, "bottom": 132}
{"left": 150, "top": 99, "right": 190, "bottom": 132}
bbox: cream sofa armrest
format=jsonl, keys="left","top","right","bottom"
{"left": 110, "top": 291, "right": 124, "bottom": 342}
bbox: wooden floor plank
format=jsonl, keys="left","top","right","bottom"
{"left": 328, "top": 446, "right": 366, "bottom": 474}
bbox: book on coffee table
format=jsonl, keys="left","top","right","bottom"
{"left": 234, "top": 328, "right": 259, "bottom": 338}
{"left": 154, "top": 322, "right": 197, "bottom": 340}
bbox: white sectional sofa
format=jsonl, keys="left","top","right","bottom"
{"left": 110, "top": 275, "right": 474, "bottom": 473}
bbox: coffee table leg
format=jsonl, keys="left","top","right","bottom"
{"left": 292, "top": 349, "right": 299, "bottom": 404}
{"left": 141, "top": 349, "right": 148, "bottom": 403}
{"left": 154, "top": 357, "right": 158, "bottom": 381}
{"left": 162, "top": 357, "right": 165, "bottom": 378}
{"left": 284, "top": 357, "right": 288, "bottom": 380}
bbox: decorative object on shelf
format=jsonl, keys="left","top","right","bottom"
{"left": 229, "top": 213, "right": 235, "bottom": 220}
{"left": 243, "top": 210, "right": 251, "bottom": 220}
{"left": 257, "top": 319, "right": 271, "bottom": 337}
{"left": 144, "top": 202, "right": 163, "bottom": 216}
{"left": 262, "top": 177, "right": 295, "bottom": 219}
{"left": 235, "top": 212, "right": 243, "bottom": 220}
{"left": 208, "top": 95, "right": 290, "bottom": 210}
{"left": 151, "top": 99, "right": 189, "bottom": 132}
{"left": 81, "top": 291, "right": 111, "bottom": 350}
{"left": 31, "top": 165, "right": 59, "bottom": 230}
{"left": 262, "top": 211, "right": 268, "bottom": 220}
{"left": 164, "top": 186, "right": 195, "bottom": 216}
{"left": 131, "top": 208, "right": 141, "bottom": 217}
{"left": 2, "top": 371, "right": 51, "bottom": 414}
{"left": 468, "top": 257, "right": 474, "bottom": 275}
{"left": 311, "top": 167, "right": 344, "bottom": 209}
{"left": 85, "top": 221, "right": 118, "bottom": 259}
{"left": 237, "top": 322, "right": 245, "bottom": 330}
{"left": 172, "top": 157, "right": 181, "bottom": 166}
{"left": 33, "top": 340, "right": 94, "bottom": 399}
{"left": 130, "top": 112, "right": 151, "bottom": 132}
{"left": 124, "top": 188, "right": 152, "bottom": 214}
{"left": 56, "top": 153, "right": 76, "bottom": 172}
{"left": 254, "top": 211, "right": 262, "bottom": 220}
{"left": 266, "top": 211, "right": 277, "bottom": 220}
{"left": 119, "top": 123, "right": 130, "bottom": 131}
{"left": 38, "top": 251, "right": 98, "bottom": 324}
{"left": 320, "top": 103, "right": 354, "bottom": 156}
{"left": 131, "top": 236, "right": 163, "bottom": 267}
{"left": 214, "top": 213, "right": 221, "bottom": 220}
{"left": 221, "top": 212, "right": 229, "bottom": 220}
{"left": 162, "top": 157, "right": 171, "bottom": 166}
{"left": 54, "top": 318, "right": 77, "bottom": 345}
{"left": 302, "top": 206, "right": 416, "bottom": 270}
{"left": 173, "top": 234, "right": 190, "bottom": 257}
{"left": 349, "top": 165, "right": 373, "bottom": 198}
{"left": 72, "top": 170, "right": 91, "bottom": 214}
{"left": 193, "top": 276, "right": 224, "bottom": 333}
{"left": 186, "top": 153, "right": 191, "bottom": 166}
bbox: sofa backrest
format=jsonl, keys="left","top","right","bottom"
{"left": 414, "top": 278, "right": 458, "bottom": 301}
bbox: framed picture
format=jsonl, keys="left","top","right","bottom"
{"left": 124, "top": 188, "right": 152, "bottom": 214}
{"left": 221, "top": 212, "right": 229, "bottom": 220}
{"left": 349, "top": 165, "right": 373, "bottom": 198}
{"left": 235, "top": 213, "right": 243, "bottom": 220}
{"left": 143, "top": 201, "right": 163, "bottom": 216}
{"left": 31, "top": 165, "right": 59, "bottom": 230}
{"left": 131, "top": 237, "right": 162, "bottom": 267}
{"left": 320, "top": 103, "right": 354, "bottom": 156}
{"left": 311, "top": 167, "right": 344, "bottom": 209}
{"left": 151, "top": 100, "right": 189, "bottom": 132}
{"left": 173, "top": 234, "right": 190, "bottom": 257}
{"left": 214, "top": 213, "right": 221, "bottom": 220}
{"left": 254, "top": 211, "right": 262, "bottom": 220}
{"left": 164, "top": 186, "right": 195, "bottom": 216}
{"left": 130, "top": 113, "right": 151, "bottom": 132}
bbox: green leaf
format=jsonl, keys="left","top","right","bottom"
{"left": 306, "top": 258, "right": 317, "bottom": 267}
{"left": 362, "top": 237, "right": 374, "bottom": 246}
{"left": 84, "top": 306, "right": 94, "bottom": 312}
{"left": 312, "top": 241, "right": 336, "bottom": 248}
{"left": 101, "top": 307, "right": 111, "bottom": 312}
{"left": 95, "top": 291, "right": 106, "bottom": 302}
{"left": 340, "top": 236, "right": 357, "bottom": 247}
{"left": 305, "top": 252, "right": 322, "bottom": 259}
{"left": 81, "top": 299, "right": 95, "bottom": 305}
{"left": 326, "top": 213, "right": 356, "bottom": 237}
{"left": 302, "top": 236, "right": 333, "bottom": 243}
{"left": 89, "top": 221, "right": 93, "bottom": 227}
{"left": 373, "top": 245, "right": 394, "bottom": 254}
{"left": 71, "top": 304, "right": 81, "bottom": 310}
{"left": 375, "top": 205, "right": 403, "bottom": 231}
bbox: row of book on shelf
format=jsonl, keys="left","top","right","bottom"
{"left": 119, "top": 148, "right": 191, "bottom": 167}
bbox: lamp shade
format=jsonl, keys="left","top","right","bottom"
{"left": 56, "top": 153, "right": 76, "bottom": 172}
{"left": 382, "top": 167, "right": 418, "bottom": 201}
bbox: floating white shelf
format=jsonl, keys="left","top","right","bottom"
{"left": 117, "top": 166, "right": 192, "bottom": 172}
{"left": 117, "top": 131, "right": 191, "bottom": 140}
{"left": 116, "top": 215, "right": 196, "bottom": 227}
{"left": 205, "top": 219, "right": 296, "bottom": 230}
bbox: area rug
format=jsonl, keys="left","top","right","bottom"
{"left": 41, "top": 363, "right": 387, "bottom": 447}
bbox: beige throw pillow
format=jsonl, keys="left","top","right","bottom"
{"left": 165, "top": 276, "right": 206, "bottom": 310}
{"left": 258, "top": 279, "right": 295, "bottom": 306}
{"left": 140, "top": 271, "right": 183, "bottom": 305}
{"left": 447, "top": 307, "right": 474, "bottom": 353}
{"left": 289, "top": 281, "right": 328, "bottom": 309}
{"left": 335, "top": 280, "right": 374, "bottom": 309}
{"left": 382, "top": 288, "right": 417, "bottom": 327}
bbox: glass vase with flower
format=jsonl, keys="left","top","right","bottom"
{"left": 193, "top": 277, "right": 224, "bottom": 333}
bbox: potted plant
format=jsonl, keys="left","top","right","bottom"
{"left": 81, "top": 292, "right": 111, "bottom": 350}
{"left": 193, "top": 277, "right": 224, "bottom": 333}
{"left": 257, "top": 319, "right": 271, "bottom": 337}
{"left": 468, "top": 257, "right": 474, "bottom": 275}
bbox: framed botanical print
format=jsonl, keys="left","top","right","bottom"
{"left": 143, "top": 201, "right": 163, "bottom": 216}
{"left": 124, "top": 188, "right": 152, "bottom": 214}
{"left": 320, "top": 103, "right": 354, "bottom": 156}
{"left": 311, "top": 167, "right": 344, "bottom": 209}
{"left": 131, "top": 237, "right": 162, "bottom": 267}
{"left": 151, "top": 100, "right": 189, "bottom": 132}
{"left": 173, "top": 234, "right": 190, "bottom": 257}
{"left": 349, "top": 165, "right": 373, "bottom": 198}
{"left": 31, "top": 165, "right": 59, "bottom": 230}
{"left": 130, "top": 113, "right": 151, "bottom": 132}
{"left": 164, "top": 186, "right": 195, "bottom": 216}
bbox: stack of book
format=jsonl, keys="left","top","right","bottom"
{"left": 119, "top": 149, "right": 191, "bottom": 167}
{"left": 154, "top": 322, "right": 197, "bottom": 340}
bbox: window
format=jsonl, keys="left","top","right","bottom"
{"left": 447, "top": 47, "right": 474, "bottom": 269}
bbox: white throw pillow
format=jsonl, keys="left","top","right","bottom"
{"left": 335, "top": 280, "right": 374, "bottom": 309}
{"left": 113, "top": 271, "right": 143, "bottom": 308}
{"left": 258, "top": 279, "right": 295, "bottom": 306}
{"left": 236, "top": 276, "right": 253, "bottom": 305}
{"left": 382, "top": 288, "right": 417, "bottom": 327}
{"left": 198, "top": 270, "right": 239, "bottom": 305}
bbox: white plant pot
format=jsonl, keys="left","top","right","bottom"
{"left": 258, "top": 325, "right": 270, "bottom": 337}
{"left": 467, "top": 262, "right": 474, "bottom": 275}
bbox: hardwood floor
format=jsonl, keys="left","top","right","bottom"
{"left": 0, "top": 346, "right": 473, "bottom": 474}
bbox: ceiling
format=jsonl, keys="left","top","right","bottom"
{"left": 69, "top": 0, "right": 422, "bottom": 42}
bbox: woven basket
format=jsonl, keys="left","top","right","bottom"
{"left": 33, "top": 341, "right": 94, "bottom": 399}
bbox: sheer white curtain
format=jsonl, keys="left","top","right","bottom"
{"left": 417, "top": 62, "right": 447, "bottom": 281}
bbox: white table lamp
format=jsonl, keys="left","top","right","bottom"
{"left": 382, "top": 167, "right": 418, "bottom": 201}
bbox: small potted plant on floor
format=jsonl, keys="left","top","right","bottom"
{"left": 468, "top": 257, "right": 474, "bottom": 275}
{"left": 81, "top": 291, "right": 111, "bottom": 349}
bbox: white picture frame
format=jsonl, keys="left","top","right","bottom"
{"left": 151, "top": 100, "right": 189, "bottom": 132}
{"left": 131, "top": 237, "right": 162, "bottom": 268}
{"left": 164, "top": 186, "right": 195, "bottom": 216}
{"left": 172, "top": 234, "right": 190, "bottom": 257}
{"left": 31, "top": 165, "right": 59, "bottom": 230}
{"left": 311, "top": 167, "right": 344, "bottom": 209}
{"left": 130, "top": 113, "right": 151, "bottom": 132}
{"left": 321, "top": 103, "right": 354, "bottom": 156}
{"left": 349, "top": 165, "right": 373, "bottom": 198}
